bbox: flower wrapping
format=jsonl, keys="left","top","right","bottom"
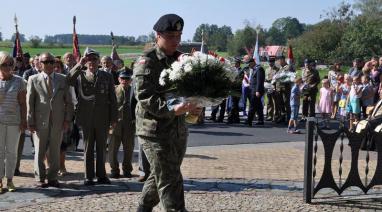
{"left": 271, "top": 71, "right": 296, "bottom": 85}
{"left": 159, "top": 51, "right": 237, "bottom": 107}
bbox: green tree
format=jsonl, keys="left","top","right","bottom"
{"left": 290, "top": 20, "right": 344, "bottom": 65}
{"left": 266, "top": 17, "right": 305, "bottom": 45}
{"left": 227, "top": 25, "right": 257, "bottom": 56}
{"left": 193, "top": 24, "right": 233, "bottom": 51}
{"left": 354, "top": 0, "right": 382, "bottom": 16}
{"left": 29, "top": 35, "right": 42, "bottom": 48}
{"left": 338, "top": 15, "right": 382, "bottom": 61}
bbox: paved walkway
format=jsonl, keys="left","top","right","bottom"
{"left": 2, "top": 141, "right": 382, "bottom": 211}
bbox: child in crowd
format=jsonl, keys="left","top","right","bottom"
{"left": 287, "top": 77, "right": 303, "bottom": 134}
{"left": 361, "top": 75, "right": 375, "bottom": 119}
{"left": 331, "top": 73, "right": 344, "bottom": 119}
{"left": 348, "top": 76, "right": 363, "bottom": 131}
{"left": 338, "top": 74, "right": 352, "bottom": 124}
{"left": 319, "top": 79, "right": 333, "bottom": 129}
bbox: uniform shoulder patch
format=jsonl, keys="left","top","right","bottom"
{"left": 138, "top": 59, "right": 147, "bottom": 65}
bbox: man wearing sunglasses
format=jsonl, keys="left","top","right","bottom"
{"left": 26, "top": 52, "right": 74, "bottom": 188}
{"left": 67, "top": 47, "right": 117, "bottom": 186}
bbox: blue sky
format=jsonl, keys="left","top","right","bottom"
{"left": 0, "top": 0, "right": 352, "bottom": 41}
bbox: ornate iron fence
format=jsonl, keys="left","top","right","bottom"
{"left": 304, "top": 118, "right": 382, "bottom": 203}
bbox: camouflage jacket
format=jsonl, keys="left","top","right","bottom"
{"left": 133, "top": 46, "right": 187, "bottom": 139}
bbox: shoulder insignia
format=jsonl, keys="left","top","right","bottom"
{"left": 138, "top": 59, "right": 146, "bottom": 65}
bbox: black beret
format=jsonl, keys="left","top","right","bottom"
{"left": 153, "top": 14, "right": 184, "bottom": 32}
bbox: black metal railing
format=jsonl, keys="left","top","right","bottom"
{"left": 304, "top": 118, "right": 382, "bottom": 203}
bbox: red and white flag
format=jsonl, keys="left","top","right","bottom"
{"left": 72, "top": 16, "right": 81, "bottom": 62}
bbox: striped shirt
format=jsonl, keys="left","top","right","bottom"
{"left": 0, "top": 75, "right": 26, "bottom": 125}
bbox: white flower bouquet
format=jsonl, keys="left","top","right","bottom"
{"left": 271, "top": 71, "right": 296, "bottom": 85}
{"left": 159, "top": 51, "right": 237, "bottom": 123}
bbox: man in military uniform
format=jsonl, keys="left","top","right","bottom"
{"left": 134, "top": 14, "right": 202, "bottom": 212}
{"left": 67, "top": 47, "right": 117, "bottom": 185}
{"left": 274, "top": 56, "right": 292, "bottom": 123}
{"left": 265, "top": 56, "right": 279, "bottom": 122}
{"left": 108, "top": 70, "right": 136, "bottom": 178}
{"left": 302, "top": 59, "right": 320, "bottom": 119}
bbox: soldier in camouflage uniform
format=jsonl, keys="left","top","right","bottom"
{"left": 67, "top": 48, "right": 117, "bottom": 186}
{"left": 134, "top": 14, "right": 202, "bottom": 212}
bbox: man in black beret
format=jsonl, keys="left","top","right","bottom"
{"left": 134, "top": 14, "right": 202, "bottom": 212}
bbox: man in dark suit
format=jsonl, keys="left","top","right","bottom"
{"left": 245, "top": 58, "right": 265, "bottom": 126}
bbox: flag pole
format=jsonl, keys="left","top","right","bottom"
{"left": 111, "top": 31, "right": 115, "bottom": 47}
{"left": 200, "top": 30, "right": 204, "bottom": 53}
{"left": 13, "top": 14, "right": 23, "bottom": 58}
{"left": 72, "top": 16, "right": 81, "bottom": 61}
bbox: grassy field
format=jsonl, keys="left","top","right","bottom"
{"left": 0, "top": 42, "right": 144, "bottom": 66}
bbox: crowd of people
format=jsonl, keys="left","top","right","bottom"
{"left": 207, "top": 56, "right": 382, "bottom": 133}
{"left": 0, "top": 48, "right": 153, "bottom": 192}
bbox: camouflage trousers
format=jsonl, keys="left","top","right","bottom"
{"left": 138, "top": 135, "right": 187, "bottom": 211}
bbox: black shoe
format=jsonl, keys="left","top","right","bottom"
{"left": 123, "top": 172, "right": 132, "bottom": 178}
{"left": 97, "top": 177, "right": 111, "bottom": 184}
{"left": 47, "top": 180, "right": 60, "bottom": 188}
{"left": 300, "top": 118, "right": 307, "bottom": 123}
{"left": 255, "top": 121, "right": 264, "bottom": 125}
{"left": 266, "top": 117, "right": 273, "bottom": 121}
{"left": 245, "top": 120, "right": 252, "bottom": 127}
{"left": 137, "top": 204, "right": 153, "bottom": 212}
{"left": 84, "top": 179, "right": 95, "bottom": 186}
{"left": 14, "top": 169, "right": 20, "bottom": 176}
{"left": 35, "top": 180, "right": 48, "bottom": 188}
{"left": 208, "top": 117, "right": 216, "bottom": 121}
{"left": 110, "top": 172, "right": 120, "bottom": 179}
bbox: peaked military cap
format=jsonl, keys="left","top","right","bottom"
{"left": 84, "top": 47, "right": 100, "bottom": 57}
{"left": 153, "top": 14, "right": 184, "bottom": 32}
{"left": 304, "top": 58, "right": 316, "bottom": 65}
{"left": 268, "top": 56, "right": 276, "bottom": 62}
{"left": 119, "top": 70, "right": 132, "bottom": 79}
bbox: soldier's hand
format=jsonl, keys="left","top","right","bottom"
{"left": 79, "top": 56, "right": 88, "bottom": 66}
{"left": 174, "top": 103, "right": 190, "bottom": 116}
